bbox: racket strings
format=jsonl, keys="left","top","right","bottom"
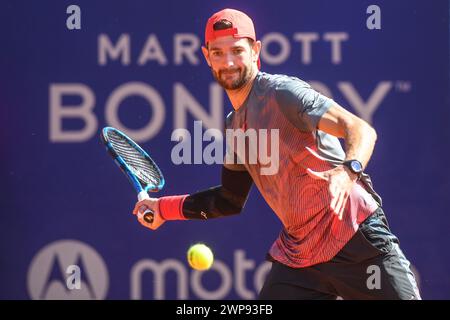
{"left": 107, "top": 131, "right": 162, "bottom": 187}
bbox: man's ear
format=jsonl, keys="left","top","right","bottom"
{"left": 201, "top": 46, "right": 211, "bottom": 67}
{"left": 252, "top": 40, "right": 262, "bottom": 63}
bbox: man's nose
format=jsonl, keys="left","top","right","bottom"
{"left": 224, "top": 53, "right": 235, "bottom": 67}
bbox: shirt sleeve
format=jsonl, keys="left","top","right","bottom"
{"left": 182, "top": 165, "right": 253, "bottom": 219}
{"left": 275, "top": 77, "right": 334, "bottom": 132}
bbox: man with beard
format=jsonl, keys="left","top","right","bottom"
{"left": 132, "top": 8, "right": 421, "bottom": 300}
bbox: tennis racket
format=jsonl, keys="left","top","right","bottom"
{"left": 101, "top": 127, "right": 165, "bottom": 224}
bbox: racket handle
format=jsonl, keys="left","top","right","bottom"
{"left": 142, "top": 208, "right": 154, "bottom": 224}
{"left": 137, "top": 191, "right": 154, "bottom": 224}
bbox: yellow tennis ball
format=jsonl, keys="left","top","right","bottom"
{"left": 187, "top": 243, "right": 214, "bottom": 271}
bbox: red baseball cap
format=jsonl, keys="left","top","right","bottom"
{"left": 205, "top": 8, "right": 261, "bottom": 69}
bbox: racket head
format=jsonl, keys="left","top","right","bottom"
{"left": 101, "top": 127, "right": 165, "bottom": 193}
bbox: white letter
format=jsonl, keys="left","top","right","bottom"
{"left": 259, "top": 129, "right": 279, "bottom": 176}
{"left": 338, "top": 81, "right": 392, "bottom": 124}
{"left": 366, "top": 5, "right": 382, "bottom": 30}
{"left": 174, "top": 83, "right": 223, "bottom": 132}
{"left": 260, "top": 33, "right": 290, "bottom": 65}
{"left": 193, "top": 120, "right": 203, "bottom": 164}
{"left": 293, "top": 33, "right": 319, "bottom": 64}
{"left": 98, "top": 34, "right": 130, "bottom": 66}
{"left": 234, "top": 250, "right": 255, "bottom": 300}
{"left": 130, "top": 259, "right": 188, "bottom": 299}
{"left": 366, "top": 265, "right": 381, "bottom": 289}
{"left": 225, "top": 129, "right": 257, "bottom": 165}
{"left": 66, "top": 265, "right": 81, "bottom": 290}
{"left": 49, "top": 83, "right": 97, "bottom": 142}
{"left": 323, "top": 32, "right": 349, "bottom": 64}
{"left": 191, "top": 261, "right": 232, "bottom": 300}
{"left": 171, "top": 129, "right": 192, "bottom": 165}
{"left": 174, "top": 33, "right": 200, "bottom": 65}
{"left": 66, "top": 5, "right": 81, "bottom": 30}
{"left": 138, "top": 34, "right": 168, "bottom": 66}
{"left": 105, "top": 82, "right": 165, "bottom": 142}
{"left": 203, "top": 128, "right": 223, "bottom": 165}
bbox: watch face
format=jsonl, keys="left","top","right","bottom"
{"left": 350, "top": 161, "right": 363, "bottom": 173}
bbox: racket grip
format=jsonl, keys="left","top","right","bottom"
{"left": 137, "top": 191, "right": 154, "bottom": 224}
{"left": 142, "top": 208, "right": 154, "bottom": 224}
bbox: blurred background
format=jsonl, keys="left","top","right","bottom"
{"left": 0, "top": 0, "right": 449, "bottom": 299}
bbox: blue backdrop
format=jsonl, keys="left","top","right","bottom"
{"left": 1, "top": 0, "right": 449, "bottom": 299}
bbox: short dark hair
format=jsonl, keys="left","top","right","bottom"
{"left": 209, "top": 19, "right": 254, "bottom": 48}
{"left": 213, "top": 19, "right": 233, "bottom": 31}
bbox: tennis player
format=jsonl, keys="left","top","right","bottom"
{"left": 133, "top": 8, "right": 421, "bottom": 300}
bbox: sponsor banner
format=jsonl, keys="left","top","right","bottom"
{"left": 1, "top": 1, "right": 449, "bottom": 299}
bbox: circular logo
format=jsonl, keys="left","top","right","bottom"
{"left": 27, "top": 239, "right": 108, "bottom": 300}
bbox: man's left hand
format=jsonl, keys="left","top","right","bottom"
{"left": 306, "top": 165, "right": 358, "bottom": 220}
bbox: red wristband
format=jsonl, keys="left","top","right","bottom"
{"left": 158, "top": 195, "right": 188, "bottom": 220}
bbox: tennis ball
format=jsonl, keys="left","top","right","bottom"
{"left": 187, "top": 243, "right": 214, "bottom": 271}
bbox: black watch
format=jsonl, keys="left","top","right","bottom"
{"left": 343, "top": 160, "right": 363, "bottom": 177}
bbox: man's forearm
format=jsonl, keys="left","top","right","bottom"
{"left": 182, "top": 185, "right": 249, "bottom": 219}
{"left": 159, "top": 166, "right": 253, "bottom": 220}
{"left": 343, "top": 119, "right": 377, "bottom": 169}
{"left": 317, "top": 103, "right": 377, "bottom": 169}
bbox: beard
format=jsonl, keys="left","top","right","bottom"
{"left": 211, "top": 64, "right": 252, "bottom": 90}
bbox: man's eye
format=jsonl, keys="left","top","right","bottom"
{"left": 212, "top": 51, "right": 222, "bottom": 57}
{"left": 233, "top": 49, "right": 243, "bottom": 54}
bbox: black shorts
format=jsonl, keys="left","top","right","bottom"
{"left": 259, "top": 208, "right": 421, "bottom": 300}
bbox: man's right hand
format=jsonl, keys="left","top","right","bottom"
{"left": 132, "top": 198, "right": 165, "bottom": 230}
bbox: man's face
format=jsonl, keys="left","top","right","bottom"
{"left": 202, "top": 36, "right": 258, "bottom": 90}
